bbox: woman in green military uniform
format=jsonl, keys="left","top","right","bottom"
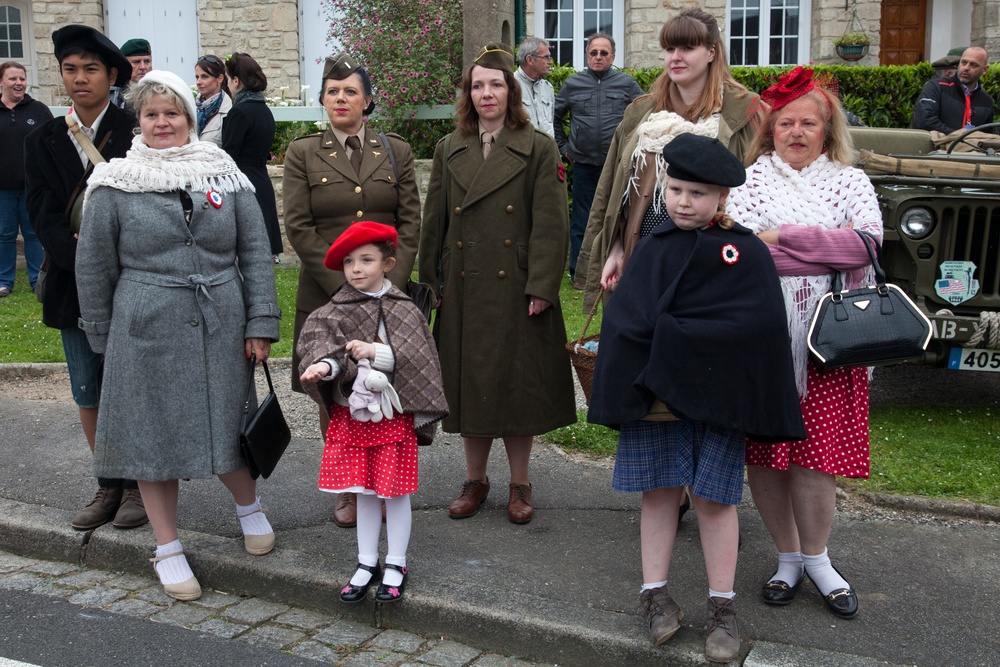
{"left": 284, "top": 53, "right": 421, "bottom": 527}
{"left": 419, "top": 44, "right": 576, "bottom": 525}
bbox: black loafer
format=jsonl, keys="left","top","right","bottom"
{"left": 340, "top": 562, "right": 380, "bottom": 603}
{"left": 762, "top": 570, "right": 805, "bottom": 605}
{"left": 375, "top": 563, "right": 408, "bottom": 603}
{"left": 822, "top": 587, "right": 859, "bottom": 619}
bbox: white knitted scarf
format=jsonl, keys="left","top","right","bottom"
{"left": 626, "top": 110, "right": 721, "bottom": 213}
{"left": 83, "top": 135, "right": 255, "bottom": 212}
{"left": 731, "top": 152, "right": 875, "bottom": 396}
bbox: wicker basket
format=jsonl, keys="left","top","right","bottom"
{"left": 565, "top": 295, "right": 602, "bottom": 405}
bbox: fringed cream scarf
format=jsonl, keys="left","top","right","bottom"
{"left": 83, "top": 135, "right": 255, "bottom": 212}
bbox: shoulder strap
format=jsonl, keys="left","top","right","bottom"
{"left": 378, "top": 132, "right": 398, "bottom": 182}
{"left": 66, "top": 115, "right": 109, "bottom": 167}
{"left": 64, "top": 130, "right": 114, "bottom": 218}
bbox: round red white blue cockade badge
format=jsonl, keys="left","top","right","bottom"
{"left": 207, "top": 190, "right": 223, "bottom": 209}
{"left": 721, "top": 243, "right": 739, "bottom": 265}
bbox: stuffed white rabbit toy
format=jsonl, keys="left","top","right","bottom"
{"left": 348, "top": 358, "right": 403, "bottom": 423}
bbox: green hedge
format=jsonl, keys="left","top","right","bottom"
{"left": 272, "top": 63, "right": 1000, "bottom": 160}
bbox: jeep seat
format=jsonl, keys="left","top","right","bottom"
{"left": 849, "top": 127, "right": 935, "bottom": 156}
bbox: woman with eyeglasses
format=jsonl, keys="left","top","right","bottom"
{"left": 194, "top": 55, "right": 231, "bottom": 146}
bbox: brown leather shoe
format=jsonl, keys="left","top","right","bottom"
{"left": 71, "top": 486, "right": 123, "bottom": 530}
{"left": 705, "top": 596, "right": 740, "bottom": 663}
{"left": 113, "top": 487, "right": 149, "bottom": 529}
{"left": 332, "top": 492, "right": 357, "bottom": 527}
{"left": 638, "top": 586, "right": 683, "bottom": 646}
{"left": 507, "top": 482, "right": 534, "bottom": 524}
{"left": 448, "top": 478, "right": 490, "bottom": 519}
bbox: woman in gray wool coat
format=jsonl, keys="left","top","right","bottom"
{"left": 76, "top": 71, "right": 281, "bottom": 602}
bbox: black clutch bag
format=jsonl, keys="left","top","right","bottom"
{"left": 807, "top": 230, "right": 933, "bottom": 369}
{"left": 239, "top": 356, "right": 291, "bottom": 480}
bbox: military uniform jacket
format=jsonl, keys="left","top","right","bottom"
{"left": 418, "top": 125, "right": 576, "bottom": 437}
{"left": 587, "top": 219, "right": 807, "bottom": 443}
{"left": 24, "top": 104, "right": 135, "bottom": 329}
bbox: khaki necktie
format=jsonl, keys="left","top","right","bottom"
{"left": 481, "top": 131, "right": 494, "bottom": 159}
{"left": 346, "top": 134, "right": 362, "bottom": 174}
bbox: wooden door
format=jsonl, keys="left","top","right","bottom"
{"left": 880, "top": 0, "right": 927, "bottom": 65}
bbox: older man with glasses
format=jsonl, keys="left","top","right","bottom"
{"left": 515, "top": 36, "right": 555, "bottom": 137}
{"left": 553, "top": 32, "right": 643, "bottom": 288}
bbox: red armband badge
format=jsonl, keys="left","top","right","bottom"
{"left": 557, "top": 163, "right": 566, "bottom": 182}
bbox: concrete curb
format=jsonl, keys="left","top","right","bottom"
{"left": 862, "top": 491, "right": 1000, "bottom": 522}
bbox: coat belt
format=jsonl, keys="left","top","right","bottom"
{"left": 120, "top": 265, "right": 240, "bottom": 334}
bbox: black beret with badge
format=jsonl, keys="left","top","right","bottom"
{"left": 662, "top": 133, "right": 747, "bottom": 188}
{"left": 321, "top": 52, "right": 374, "bottom": 114}
{"left": 120, "top": 38, "right": 151, "bottom": 57}
{"left": 473, "top": 43, "right": 515, "bottom": 73}
{"left": 53, "top": 24, "right": 132, "bottom": 88}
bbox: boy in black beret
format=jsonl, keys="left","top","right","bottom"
{"left": 588, "top": 133, "right": 805, "bottom": 663}
{"left": 24, "top": 25, "right": 142, "bottom": 531}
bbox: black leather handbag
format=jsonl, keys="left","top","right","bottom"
{"left": 239, "top": 356, "right": 291, "bottom": 479}
{"left": 807, "top": 230, "right": 933, "bottom": 369}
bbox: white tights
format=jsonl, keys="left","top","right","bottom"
{"left": 350, "top": 493, "right": 412, "bottom": 588}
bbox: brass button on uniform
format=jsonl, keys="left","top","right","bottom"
{"left": 185, "top": 239, "right": 193, "bottom": 246}
{"left": 454, "top": 206, "right": 462, "bottom": 215}
{"left": 321, "top": 177, "right": 328, "bottom": 183}
{"left": 354, "top": 186, "right": 362, "bottom": 193}
{"left": 498, "top": 271, "right": 506, "bottom": 279}
{"left": 456, "top": 241, "right": 463, "bottom": 249}
{"left": 356, "top": 210, "right": 363, "bottom": 218}
{"left": 201, "top": 201, "right": 209, "bottom": 209}
{"left": 503, "top": 239, "right": 512, "bottom": 247}
{"left": 506, "top": 205, "right": 514, "bottom": 213}
{"left": 459, "top": 271, "right": 465, "bottom": 278}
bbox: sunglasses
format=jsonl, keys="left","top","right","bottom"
{"left": 589, "top": 49, "right": 611, "bottom": 57}
{"left": 198, "top": 55, "right": 224, "bottom": 66}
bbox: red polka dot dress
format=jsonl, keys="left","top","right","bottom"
{"left": 746, "top": 362, "right": 870, "bottom": 478}
{"left": 318, "top": 403, "right": 419, "bottom": 498}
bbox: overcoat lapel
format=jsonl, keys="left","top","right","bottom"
{"left": 449, "top": 127, "right": 532, "bottom": 209}
{"left": 45, "top": 118, "right": 85, "bottom": 182}
{"left": 315, "top": 128, "right": 360, "bottom": 184}
{"left": 358, "top": 126, "right": 391, "bottom": 183}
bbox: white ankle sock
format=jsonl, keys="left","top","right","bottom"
{"left": 383, "top": 555, "right": 406, "bottom": 587}
{"left": 640, "top": 580, "right": 668, "bottom": 593}
{"left": 709, "top": 589, "right": 735, "bottom": 600}
{"left": 236, "top": 497, "right": 272, "bottom": 536}
{"left": 802, "top": 548, "right": 849, "bottom": 596}
{"left": 769, "top": 550, "right": 804, "bottom": 585}
{"left": 154, "top": 540, "right": 194, "bottom": 586}
{"left": 350, "top": 553, "right": 379, "bottom": 587}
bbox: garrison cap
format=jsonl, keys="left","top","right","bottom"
{"left": 662, "top": 133, "right": 746, "bottom": 188}
{"left": 473, "top": 43, "right": 515, "bottom": 73}
{"left": 322, "top": 52, "right": 363, "bottom": 81}
{"left": 121, "top": 38, "right": 151, "bottom": 57}
{"left": 53, "top": 25, "right": 132, "bottom": 88}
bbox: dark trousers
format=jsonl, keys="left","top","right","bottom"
{"left": 569, "top": 162, "right": 603, "bottom": 277}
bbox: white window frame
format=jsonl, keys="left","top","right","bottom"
{"left": 1, "top": 1, "right": 37, "bottom": 90}
{"left": 726, "top": 0, "right": 811, "bottom": 67}
{"left": 534, "top": 0, "right": 625, "bottom": 70}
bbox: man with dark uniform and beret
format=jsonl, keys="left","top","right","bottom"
{"left": 24, "top": 25, "right": 146, "bottom": 530}
{"left": 284, "top": 52, "right": 421, "bottom": 528}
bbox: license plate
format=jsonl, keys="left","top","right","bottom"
{"left": 948, "top": 347, "right": 1000, "bottom": 372}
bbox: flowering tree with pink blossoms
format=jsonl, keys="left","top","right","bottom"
{"left": 324, "top": 0, "right": 463, "bottom": 156}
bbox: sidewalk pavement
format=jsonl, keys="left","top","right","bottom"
{"left": 1, "top": 362, "right": 998, "bottom": 667}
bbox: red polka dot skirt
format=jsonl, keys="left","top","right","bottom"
{"left": 319, "top": 403, "right": 419, "bottom": 498}
{"left": 746, "top": 362, "right": 870, "bottom": 479}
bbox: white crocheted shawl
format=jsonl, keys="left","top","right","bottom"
{"left": 83, "top": 135, "right": 255, "bottom": 211}
{"left": 627, "top": 110, "right": 721, "bottom": 213}
{"left": 727, "top": 153, "right": 882, "bottom": 396}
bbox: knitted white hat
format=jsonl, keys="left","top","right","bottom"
{"left": 135, "top": 70, "right": 199, "bottom": 139}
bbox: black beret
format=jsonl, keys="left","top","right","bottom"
{"left": 662, "top": 133, "right": 746, "bottom": 188}
{"left": 473, "top": 43, "right": 515, "bottom": 73}
{"left": 121, "top": 38, "right": 151, "bottom": 57}
{"left": 53, "top": 25, "right": 132, "bottom": 88}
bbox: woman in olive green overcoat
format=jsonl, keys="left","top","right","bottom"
{"left": 418, "top": 44, "right": 576, "bottom": 525}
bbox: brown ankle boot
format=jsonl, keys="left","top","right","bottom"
{"left": 638, "top": 586, "right": 683, "bottom": 646}
{"left": 113, "top": 487, "right": 149, "bottom": 529}
{"left": 705, "top": 596, "right": 740, "bottom": 663}
{"left": 71, "top": 486, "right": 124, "bottom": 530}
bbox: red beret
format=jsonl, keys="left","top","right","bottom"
{"left": 324, "top": 222, "right": 399, "bottom": 271}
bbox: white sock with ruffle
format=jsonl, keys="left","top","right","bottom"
{"left": 153, "top": 539, "right": 194, "bottom": 586}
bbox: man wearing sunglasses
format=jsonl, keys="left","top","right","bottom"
{"left": 554, "top": 33, "right": 643, "bottom": 289}
{"left": 515, "top": 36, "right": 555, "bottom": 137}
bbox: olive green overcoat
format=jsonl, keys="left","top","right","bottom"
{"left": 284, "top": 125, "right": 421, "bottom": 391}
{"left": 419, "top": 125, "right": 577, "bottom": 437}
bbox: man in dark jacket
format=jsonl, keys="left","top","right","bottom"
{"left": 24, "top": 24, "right": 145, "bottom": 530}
{"left": 912, "top": 46, "right": 996, "bottom": 134}
{"left": 554, "top": 33, "right": 643, "bottom": 287}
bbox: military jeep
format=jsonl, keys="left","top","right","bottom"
{"left": 849, "top": 125, "right": 1000, "bottom": 372}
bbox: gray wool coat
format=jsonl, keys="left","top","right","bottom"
{"left": 76, "top": 187, "right": 281, "bottom": 481}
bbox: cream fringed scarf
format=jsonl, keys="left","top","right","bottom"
{"left": 626, "top": 110, "right": 721, "bottom": 213}
{"left": 83, "top": 135, "right": 255, "bottom": 211}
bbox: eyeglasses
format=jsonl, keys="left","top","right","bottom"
{"left": 589, "top": 50, "right": 611, "bottom": 57}
{"left": 529, "top": 53, "right": 553, "bottom": 61}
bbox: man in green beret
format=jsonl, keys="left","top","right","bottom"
{"left": 121, "top": 38, "right": 152, "bottom": 84}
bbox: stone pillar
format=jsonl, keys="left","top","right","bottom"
{"left": 463, "top": 0, "right": 517, "bottom": 65}
{"left": 32, "top": 1, "right": 106, "bottom": 105}
{"left": 971, "top": 0, "right": 1000, "bottom": 56}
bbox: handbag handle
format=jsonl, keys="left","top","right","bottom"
{"left": 832, "top": 229, "right": 885, "bottom": 294}
{"left": 575, "top": 287, "right": 604, "bottom": 344}
{"left": 242, "top": 354, "right": 275, "bottom": 420}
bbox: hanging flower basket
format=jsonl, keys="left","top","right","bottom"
{"left": 836, "top": 43, "right": 869, "bottom": 61}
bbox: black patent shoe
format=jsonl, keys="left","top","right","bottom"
{"left": 375, "top": 563, "right": 408, "bottom": 603}
{"left": 761, "top": 570, "right": 805, "bottom": 605}
{"left": 340, "top": 562, "right": 380, "bottom": 603}
{"left": 808, "top": 569, "right": 859, "bottom": 619}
